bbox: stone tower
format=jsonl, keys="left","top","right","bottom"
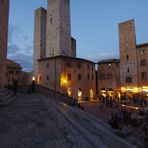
{"left": 0, "top": 0, "right": 9, "bottom": 86}
{"left": 46, "top": 0, "right": 71, "bottom": 57}
{"left": 119, "top": 19, "right": 138, "bottom": 88}
{"left": 33, "top": 7, "right": 47, "bottom": 81}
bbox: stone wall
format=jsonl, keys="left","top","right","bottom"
{"left": 0, "top": 0, "right": 9, "bottom": 86}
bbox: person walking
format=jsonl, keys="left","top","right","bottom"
{"left": 12, "top": 79, "right": 18, "bottom": 96}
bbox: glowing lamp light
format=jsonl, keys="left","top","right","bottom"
{"left": 32, "top": 76, "right": 35, "bottom": 81}
{"left": 64, "top": 80, "right": 67, "bottom": 84}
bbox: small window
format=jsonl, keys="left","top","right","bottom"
{"left": 46, "top": 63, "right": 49, "bottom": 68}
{"left": 140, "top": 59, "right": 146, "bottom": 66}
{"left": 92, "top": 74, "right": 94, "bottom": 80}
{"left": 87, "top": 64, "right": 89, "bottom": 69}
{"left": 107, "top": 74, "right": 110, "bottom": 80}
{"left": 77, "top": 63, "right": 81, "bottom": 69}
{"left": 141, "top": 72, "right": 147, "bottom": 80}
{"left": 102, "top": 74, "right": 105, "bottom": 80}
{"left": 78, "top": 74, "right": 81, "bottom": 80}
{"left": 109, "top": 74, "right": 113, "bottom": 79}
{"left": 68, "top": 73, "right": 71, "bottom": 80}
{"left": 67, "top": 61, "right": 71, "bottom": 68}
{"left": 50, "top": 18, "right": 53, "bottom": 24}
{"left": 46, "top": 75, "right": 49, "bottom": 80}
{"left": 127, "top": 68, "right": 130, "bottom": 73}
{"left": 127, "top": 55, "right": 129, "bottom": 60}
{"left": 87, "top": 74, "right": 90, "bottom": 80}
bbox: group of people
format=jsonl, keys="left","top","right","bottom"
{"left": 108, "top": 108, "right": 148, "bottom": 144}
{"left": 7, "top": 78, "right": 36, "bottom": 95}
{"left": 99, "top": 96, "right": 118, "bottom": 108}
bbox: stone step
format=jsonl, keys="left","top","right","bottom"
{"left": 40, "top": 95, "right": 141, "bottom": 148}
{"left": 0, "top": 93, "right": 21, "bottom": 106}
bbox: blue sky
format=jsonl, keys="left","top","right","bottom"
{"left": 8, "top": 0, "right": 148, "bottom": 71}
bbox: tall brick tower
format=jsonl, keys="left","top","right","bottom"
{"left": 46, "top": 0, "right": 71, "bottom": 57}
{"left": 119, "top": 19, "right": 138, "bottom": 89}
{"left": 33, "top": 7, "right": 47, "bottom": 81}
{"left": 0, "top": 0, "right": 9, "bottom": 86}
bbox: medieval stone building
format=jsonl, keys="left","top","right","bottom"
{"left": 33, "top": 0, "right": 96, "bottom": 100}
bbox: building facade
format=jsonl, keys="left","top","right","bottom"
{"left": 97, "top": 59, "right": 120, "bottom": 98}
{"left": 0, "top": 0, "right": 9, "bottom": 86}
{"left": 6, "top": 59, "right": 30, "bottom": 86}
{"left": 38, "top": 56, "right": 96, "bottom": 101}
{"left": 33, "top": 0, "right": 95, "bottom": 101}
{"left": 119, "top": 19, "right": 148, "bottom": 94}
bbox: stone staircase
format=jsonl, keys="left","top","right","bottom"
{"left": 0, "top": 87, "right": 21, "bottom": 106}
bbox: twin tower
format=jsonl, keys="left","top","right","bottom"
{"left": 33, "top": 0, "right": 76, "bottom": 76}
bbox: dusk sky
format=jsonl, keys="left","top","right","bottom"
{"left": 8, "top": 0, "right": 148, "bottom": 71}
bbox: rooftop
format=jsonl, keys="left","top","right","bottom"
{"left": 97, "top": 59, "right": 120, "bottom": 64}
{"left": 38, "top": 55, "right": 96, "bottom": 64}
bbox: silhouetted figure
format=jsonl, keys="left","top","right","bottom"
{"left": 12, "top": 79, "right": 18, "bottom": 96}
{"left": 31, "top": 80, "right": 36, "bottom": 93}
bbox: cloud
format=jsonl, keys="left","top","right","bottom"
{"left": 8, "top": 24, "right": 33, "bottom": 72}
{"left": 8, "top": 53, "right": 33, "bottom": 72}
{"left": 86, "top": 50, "right": 119, "bottom": 62}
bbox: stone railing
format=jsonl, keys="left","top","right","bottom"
{"left": 18, "top": 84, "right": 77, "bottom": 105}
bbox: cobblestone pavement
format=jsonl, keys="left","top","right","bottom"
{"left": 0, "top": 94, "right": 139, "bottom": 148}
